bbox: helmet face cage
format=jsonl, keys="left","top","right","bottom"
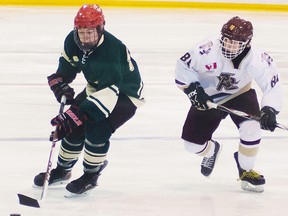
{"left": 74, "top": 27, "right": 101, "bottom": 53}
{"left": 73, "top": 4, "right": 105, "bottom": 53}
{"left": 220, "top": 36, "right": 249, "bottom": 59}
{"left": 220, "top": 16, "right": 253, "bottom": 59}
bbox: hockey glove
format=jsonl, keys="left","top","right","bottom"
{"left": 260, "top": 106, "right": 278, "bottom": 132}
{"left": 184, "top": 82, "right": 212, "bottom": 110}
{"left": 51, "top": 105, "right": 87, "bottom": 141}
{"left": 48, "top": 73, "right": 75, "bottom": 105}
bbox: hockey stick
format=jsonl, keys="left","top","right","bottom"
{"left": 207, "top": 101, "right": 288, "bottom": 131}
{"left": 18, "top": 96, "right": 67, "bottom": 208}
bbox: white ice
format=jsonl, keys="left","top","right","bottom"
{"left": 0, "top": 6, "right": 288, "bottom": 216}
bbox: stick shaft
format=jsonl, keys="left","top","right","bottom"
{"left": 207, "top": 101, "right": 287, "bottom": 131}
{"left": 18, "top": 96, "right": 67, "bottom": 208}
{"left": 40, "top": 96, "right": 66, "bottom": 200}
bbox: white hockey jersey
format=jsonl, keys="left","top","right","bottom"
{"left": 175, "top": 37, "right": 283, "bottom": 111}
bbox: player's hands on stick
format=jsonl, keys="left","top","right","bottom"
{"left": 48, "top": 73, "right": 75, "bottom": 105}
{"left": 50, "top": 105, "right": 87, "bottom": 141}
{"left": 184, "top": 82, "right": 212, "bottom": 110}
{"left": 260, "top": 106, "right": 278, "bottom": 132}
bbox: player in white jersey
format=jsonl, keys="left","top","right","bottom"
{"left": 175, "top": 16, "right": 283, "bottom": 192}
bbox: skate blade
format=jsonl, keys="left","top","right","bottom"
{"left": 240, "top": 181, "right": 264, "bottom": 193}
{"left": 33, "top": 180, "right": 70, "bottom": 189}
{"left": 64, "top": 191, "right": 90, "bottom": 198}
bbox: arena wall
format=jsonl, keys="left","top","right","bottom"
{"left": 1, "top": 0, "right": 288, "bottom": 11}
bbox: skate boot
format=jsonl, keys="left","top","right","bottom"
{"left": 65, "top": 160, "right": 108, "bottom": 196}
{"left": 201, "top": 140, "right": 222, "bottom": 177}
{"left": 34, "top": 166, "right": 71, "bottom": 187}
{"left": 234, "top": 152, "right": 265, "bottom": 193}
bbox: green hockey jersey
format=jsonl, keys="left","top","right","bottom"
{"left": 56, "top": 30, "right": 144, "bottom": 100}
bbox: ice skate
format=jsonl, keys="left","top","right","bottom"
{"left": 234, "top": 152, "right": 265, "bottom": 193}
{"left": 65, "top": 160, "right": 108, "bottom": 197}
{"left": 34, "top": 166, "right": 71, "bottom": 187}
{"left": 201, "top": 140, "right": 222, "bottom": 177}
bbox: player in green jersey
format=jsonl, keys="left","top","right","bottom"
{"left": 34, "top": 4, "right": 145, "bottom": 196}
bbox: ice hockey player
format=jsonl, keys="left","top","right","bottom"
{"left": 34, "top": 4, "right": 145, "bottom": 195}
{"left": 174, "top": 16, "right": 282, "bottom": 192}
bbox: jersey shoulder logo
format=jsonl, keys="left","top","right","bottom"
{"left": 199, "top": 41, "right": 213, "bottom": 55}
{"left": 73, "top": 56, "right": 79, "bottom": 62}
{"left": 261, "top": 52, "right": 273, "bottom": 66}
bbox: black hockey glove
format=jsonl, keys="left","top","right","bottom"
{"left": 260, "top": 106, "right": 278, "bottom": 132}
{"left": 48, "top": 73, "right": 75, "bottom": 105}
{"left": 184, "top": 82, "right": 212, "bottom": 110}
{"left": 51, "top": 105, "right": 87, "bottom": 141}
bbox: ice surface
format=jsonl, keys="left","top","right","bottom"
{"left": 0, "top": 6, "right": 288, "bottom": 216}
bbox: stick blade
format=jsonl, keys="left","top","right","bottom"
{"left": 17, "top": 193, "right": 40, "bottom": 208}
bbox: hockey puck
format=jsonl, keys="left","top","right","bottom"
{"left": 10, "top": 214, "right": 21, "bottom": 216}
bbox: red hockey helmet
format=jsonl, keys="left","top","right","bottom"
{"left": 73, "top": 4, "right": 105, "bottom": 53}
{"left": 74, "top": 4, "right": 105, "bottom": 29}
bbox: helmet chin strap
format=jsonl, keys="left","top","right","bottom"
{"left": 73, "top": 29, "right": 104, "bottom": 53}
{"left": 81, "top": 42, "right": 98, "bottom": 53}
